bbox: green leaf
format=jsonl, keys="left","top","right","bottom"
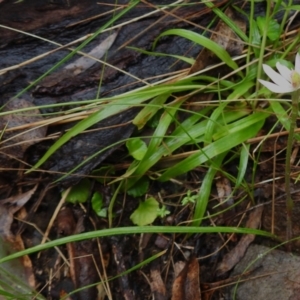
{"left": 236, "top": 143, "right": 250, "bottom": 188}
{"left": 159, "top": 113, "right": 266, "bottom": 181}
{"left": 250, "top": 20, "right": 261, "bottom": 57}
{"left": 126, "top": 138, "right": 148, "bottom": 160}
{"left": 203, "top": 2, "right": 248, "bottom": 42}
{"left": 133, "top": 94, "right": 168, "bottom": 130}
{"left": 193, "top": 152, "right": 227, "bottom": 226}
{"left": 130, "top": 197, "right": 159, "bottom": 226}
{"left": 181, "top": 190, "right": 197, "bottom": 205}
{"left": 156, "top": 205, "right": 171, "bottom": 218}
{"left": 0, "top": 227, "right": 275, "bottom": 265}
{"left": 204, "top": 101, "right": 229, "bottom": 144}
{"left": 91, "top": 192, "right": 107, "bottom": 217}
{"left": 116, "top": 106, "right": 250, "bottom": 188}
{"left": 257, "top": 17, "right": 280, "bottom": 41}
{"left": 64, "top": 178, "right": 91, "bottom": 204}
{"left": 127, "top": 177, "right": 149, "bottom": 197}
{"left": 29, "top": 84, "right": 203, "bottom": 173}
{"left": 153, "top": 29, "right": 240, "bottom": 74}
{"left": 118, "top": 100, "right": 184, "bottom": 187}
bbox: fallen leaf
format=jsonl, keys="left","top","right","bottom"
{"left": 0, "top": 185, "right": 37, "bottom": 240}
{"left": 56, "top": 206, "right": 102, "bottom": 300}
{"left": 216, "top": 206, "right": 264, "bottom": 276}
{"left": 0, "top": 98, "right": 47, "bottom": 165}
{"left": 172, "top": 256, "right": 201, "bottom": 300}
{"left": 0, "top": 185, "right": 37, "bottom": 295}
{"left": 216, "top": 176, "right": 235, "bottom": 221}
{"left": 189, "top": 7, "right": 246, "bottom": 75}
{"left": 150, "top": 268, "right": 167, "bottom": 299}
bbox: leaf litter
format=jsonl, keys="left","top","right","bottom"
{"left": 0, "top": 98, "right": 47, "bottom": 166}
{"left": 0, "top": 185, "right": 37, "bottom": 297}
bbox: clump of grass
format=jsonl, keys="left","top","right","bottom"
{"left": 1, "top": 0, "right": 300, "bottom": 298}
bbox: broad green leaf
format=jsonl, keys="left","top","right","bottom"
{"left": 130, "top": 197, "right": 159, "bottom": 226}
{"left": 257, "top": 16, "right": 280, "bottom": 41}
{"left": 65, "top": 178, "right": 91, "bottom": 203}
{"left": 127, "top": 177, "right": 149, "bottom": 197}
{"left": 126, "top": 138, "right": 148, "bottom": 160}
{"left": 91, "top": 192, "right": 107, "bottom": 217}
{"left": 250, "top": 20, "right": 261, "bottom": 57}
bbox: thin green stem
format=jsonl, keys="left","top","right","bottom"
{"left": 256, "top": 0, "right": 271, "bottom": 95}
{"left": 285, "top": 89, "right": 300, "bottom": 242}
{"left": 108, "top": 182, "right": 122, "bottom": 228}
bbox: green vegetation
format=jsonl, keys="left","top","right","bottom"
{"left": 1, "top": 0, "right": 300, "bottom": 298}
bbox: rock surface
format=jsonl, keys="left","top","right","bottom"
{"left": 226, "top": 244, "right": 300, "bottom": 300}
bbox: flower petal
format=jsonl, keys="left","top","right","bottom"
{"left": 276, "top": 62, "right": 292, "bottom": 82}
{"left": 295, "top": 53, "right": 300, "bottom": 73}
{"left": 259, "top": 79, "right": 295, "bottom": 93}
{"left": 262, "top": 64, "right": 291, "bottom": 87}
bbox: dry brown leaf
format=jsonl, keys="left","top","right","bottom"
{"left": 216, "top": 206, "right": 264, "bottom": 276}
{"left": 150, "top": 268, "right": 167, "bottom": 300}
{"left": 216, "top": 176, "right": 233, "bottom": 206}
{"left": 0, "top": 185, "right": 37, "bottom": 240}
{"left": 172, "top": 262, "right": 187, "bottom": 300}
{"left": 185, "top": 256, "right": 201, "bottom": 300}
{"left": 174, "top": 260, "right": 186, "bottom": 277}
{"left": 56, "top": 207, "right": 103, "bottom": 300}
{"left": 0, "top": 98, "right": 47, "bottom": 165}
{"left": 216, "top": 176, "right": 235, "bottom": 221}
{"left": 0, "top": 185, "right": 37, "bottom": 294}
{"left": 189, "top": 7, "right": 246, "bottom": 75}
{"left": 172, "top": 256, "right": 201, "bottom": 300}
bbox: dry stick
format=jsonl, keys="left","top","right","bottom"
{"left": 37, "top": 187, "right": 71, "bottom": 258}
{"left": 285, "top": 89, "right": 300, "bottom": 243}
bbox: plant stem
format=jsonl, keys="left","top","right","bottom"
{"left": 285, "top": 90, "right": 300, "bottom": 242}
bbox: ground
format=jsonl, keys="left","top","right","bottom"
{"left": 1, "top": 1, "right": 300, "bottom": 299}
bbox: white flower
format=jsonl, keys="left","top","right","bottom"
{"left": 259, "top": 53, "right": 300, "bottom": 93}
